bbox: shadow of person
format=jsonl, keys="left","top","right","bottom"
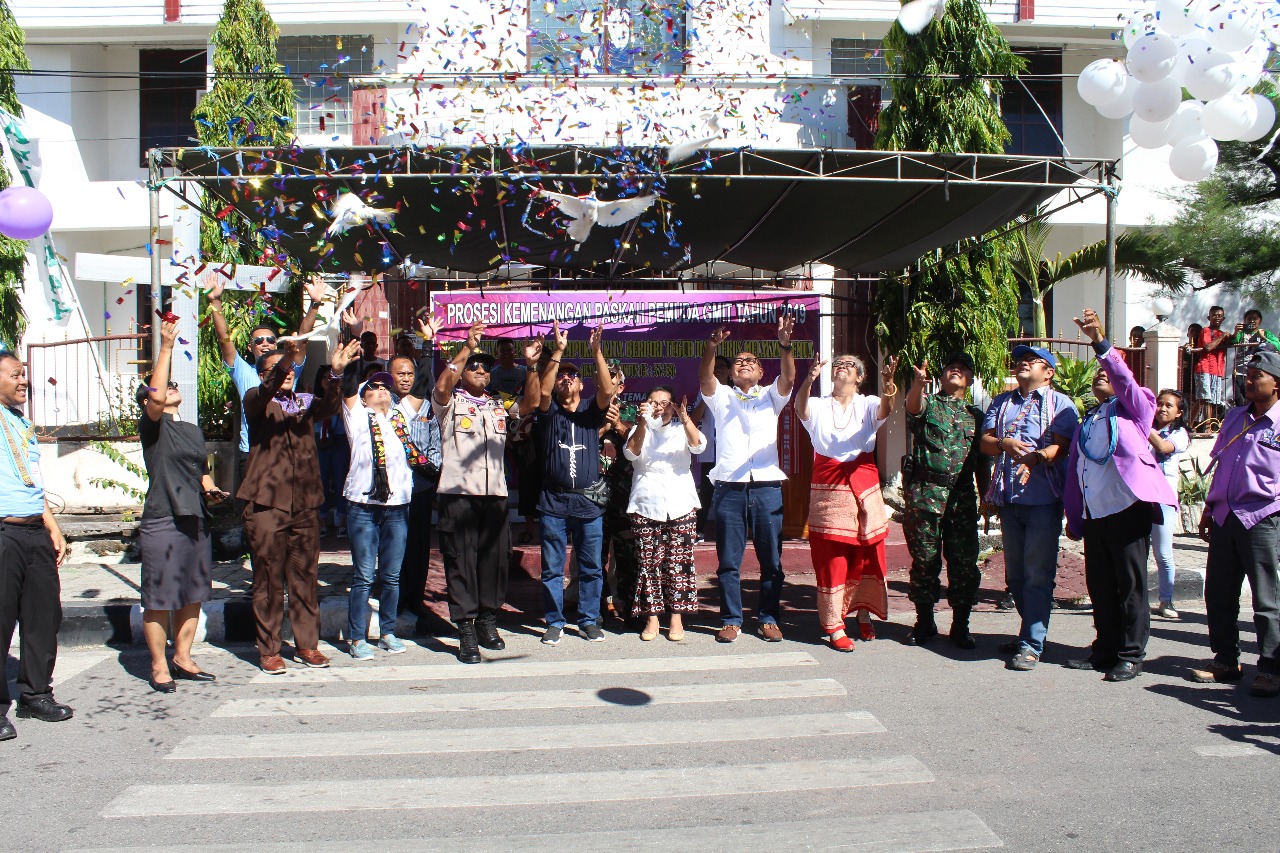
{"left": 1144, "top": 680, "right": 1280, "bottom": 724}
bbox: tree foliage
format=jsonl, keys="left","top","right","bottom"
{"left": 873, "top": 0, "right": 1025, "bottom": 391}
{"left": 191, "top": 0, "right": 301, "bottom": 436}
{"left": 0, "top": 0, "right": 29, "bottom": 351}
{"left": 1162, "top": 85, "right": 1280, "bottom": 309}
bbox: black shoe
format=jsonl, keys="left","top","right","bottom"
{"left": 148, "top": 677, "right": 177, "bottom": 694}
{"left": 456, "top": 620, "right": 482, "bottom": 665}
{"left": 1065, "top": 657, "right": 1114, "bottom": 672}
{"left": 905, "top": 619, "right": 938, "bottom": 646}
{"left": 949, "top": 610, "right": 976, "bottom": 649}
{"left": 16, "top": 696, "right": 73, "bottom": 723}
{"left": 475, "top": 612, "right": 506, "bottom": 651}
{"left": 169, "top": 664, "right": 216, "bottom": 682}
{"left": 0, "top": 714, "right": 14, "bottom": 741}
{"left": 1104, "top": 661, "right": 1142, "bottom": 682}
{"left": 997, "top": 592, "right": 1016, "bottom": 611}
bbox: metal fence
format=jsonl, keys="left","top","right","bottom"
{"left": 1007, "top": 337, "right": 1146, "bottom": 378}
{"left": 25, "top": 334, "right": 149, "bottom": 439}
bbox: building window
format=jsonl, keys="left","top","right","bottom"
{"left": 1003, "top": 49, "right": 1063, "bottom": 157}
{"left": 529, "top": 1, "right": 687, "bottom": 75}
{"left": 139, "top": 49, "right": 206, "bottom": 166}
{"left": 830, "top": 38, "right": 892, "bottom": 100}
{"left": 277, "top": 35, "right": 375, "bottom": 137}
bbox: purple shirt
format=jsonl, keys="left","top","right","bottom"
{"left": 1206, "top": 399, "right": 1280, "bottom": 529}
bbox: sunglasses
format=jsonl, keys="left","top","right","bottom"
{"left": 251, "top": 335, "right": 277, "bottom": 345}
{"left": 365, "top": 381, "right": 390, "bottom": 391}
{"left": 463, "top": 362, "right": 490, "bottom": 373}
{"left": 166, "top": 380, "right": 179, "bottom": 391}
{"left": 732, "top": 357, "right": 760, "bottom": 366}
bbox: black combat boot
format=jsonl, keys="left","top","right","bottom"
{"left": 475, "top": 610, "right": 506, "bottom": 651}
{"left": 456, "top": 620, "right": 482, "bottom": 664}
{"left": 905, "top": 604, "right": 938, "bottom": 646}
{"left": 949, "top": 608, "right": 977, "bottom": 649}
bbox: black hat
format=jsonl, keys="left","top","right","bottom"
{"left": 942, "top": 352, "right": 976, "bottom": 374}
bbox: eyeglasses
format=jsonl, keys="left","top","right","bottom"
{"left": 831, "top": 360, "right": 859, "bottom": 370}
{"left": 166, "top": 380, "right": 179, "bottom": 391}
{"left": 1014, "top": 356, "right": 1048, "bottom": 366}
{"left": 251, "top": 335, "right": 277, "bottom": 345}
{"left": 731, "top": 357, "right": 759, "bottom": 366}
{"left": 463, "top": 362, "right": 489, "bottom": 373}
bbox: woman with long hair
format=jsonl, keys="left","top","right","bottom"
{"left": 1148, "top": 389, "right": 1190, "bottom": 620}
{"left": 796, "top": 353, "right": 899, "bottom": 651}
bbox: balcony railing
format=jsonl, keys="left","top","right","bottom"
{"left": 25, "top": 334, "right": 148, "bottom": 440}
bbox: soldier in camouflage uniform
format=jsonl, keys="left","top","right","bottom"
{"left": 902, "top": 353, "right": 990, "bottom": 648}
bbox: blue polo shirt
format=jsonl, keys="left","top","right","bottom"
{"left": 983, "top": 385, "right": 1079, "bottom": 506}
{"left": 0, "top": 405, "right": 46, "bottom": 516}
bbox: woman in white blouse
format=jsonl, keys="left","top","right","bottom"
{"left": 625, "top": 386, "right": 707, "bottom": 641}
{"left": 796, "top": 353, "right": 899, "bottom": 652}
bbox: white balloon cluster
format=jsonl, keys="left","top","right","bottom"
{"left": 1078, "top": 0, "right": 1279, "bottom": 182}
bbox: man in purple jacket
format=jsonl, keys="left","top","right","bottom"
{"left": 1063, "top": 309, "right": 1177, "bottom": 683}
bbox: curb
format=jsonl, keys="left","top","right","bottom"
{"left": 52, "top": 597, "right": 425, "bottom": 648}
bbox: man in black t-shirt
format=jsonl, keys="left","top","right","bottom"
{"left": 535, "top": 321, "right": 617, "bottom": 645}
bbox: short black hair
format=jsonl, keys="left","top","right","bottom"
{"left": 0, "top": 351, "right": 20, "bottom": 368}
{"left": 648, "top": 384, "right": 676, "bottom": 399}
{"left": 388, "top": 355, "right": 416, "bottom": 373}
{"left": 249, "top": 323, "right": 276, "bottom": 338}
{"left": 360, "top": 330, "right": 378, "bottom": 342}
{"left": 1244, "top": 309, "right": 1263, "bottom": 321}
{"left": 1209, "top": 305, "right": 1225, "bottom": 314}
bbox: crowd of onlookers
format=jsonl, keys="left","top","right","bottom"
{"left": 1, "top": 287, "right": 1277, "bottom": 744}
{"left": 1183, "top": 305, "right": 1279, "bottom": 431}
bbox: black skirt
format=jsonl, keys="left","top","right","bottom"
{"left": 139, "top": 516, "right": 213, "bottom": 611}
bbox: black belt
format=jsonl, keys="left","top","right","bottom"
{"left": 902, "top": 459, "right": 957, "bottom": 489}
{"left": 1, "top": 515, "right": 44, "bottom": 526}
{"left": 715, "top": 480, "right": 783, "bottom": 491}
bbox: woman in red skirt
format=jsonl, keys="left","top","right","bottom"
{"left": 796, "top": 353, "right": 899, "bottom": 651}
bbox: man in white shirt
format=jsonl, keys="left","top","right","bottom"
{"left": 700, "top": 315, "right": 796, "bottom": 642}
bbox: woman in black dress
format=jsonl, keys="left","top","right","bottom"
{"left": 138, "top": 319, "right": 227, "bottom": 693}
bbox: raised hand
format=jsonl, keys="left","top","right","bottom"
{"left": 808, "top": 355, "right": 827, "bottom": 383}
{"left": 881, "top": 355, "right": 900, "bottom": 394}
{"left": 415, "top": 312, "right": 441, "bottom": 341}
{"left": 588, "top": 323, "right": 604, "bottom": 356}
{"left": 709, "top": 325, "right": 730, "bottom": 347}
{"left": 637, "top": 400, "right": 653, "bottom": 421}
{"left": 550, "top": 320, "right": 568, "bottom": 353}
{"left": 204, "top": 280, "right": 225, "bottom": 304}
{"left": 777, "top": 313, "right": 795, "bottom": 346}
{"left": 340, "top": 307, "right": 359, "bottom": 327}
{"left": 1073, "top": 308, "right": 1104, "bottom": 343}
{"left": 912, "top": 359, "right": 930, "bottom": 385}
{"left": 676, "top": 396, "right": 692, "bottom": 424}
{"left": 159, "top": 320, "right": 179, "bottom": 348}
{"left": 304, "top": 275, "right": 327, "bottom": 307}
{"left": 330, "top": 338, "right": 361, "bottom": 374}
{"left": 465, "top": 320, "right": 485, "bottom": 350}
{"left": 524, "top": 338, "right": 543, "bottom": 364}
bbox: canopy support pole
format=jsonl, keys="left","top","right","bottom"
{"left": 148, "top": 148, "right": 163, "bottom": 360}
{"left": 1104, "top": 166, "right": 1117, "bottom": 337}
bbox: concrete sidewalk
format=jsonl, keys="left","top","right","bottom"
{"left": 49, "top": 520, "right": 1210, "bottom": 648}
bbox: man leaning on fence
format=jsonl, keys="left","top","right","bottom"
{"left": 0, "top": 351, "right": 73, "bottom": 742}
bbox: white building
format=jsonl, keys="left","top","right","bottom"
{"left": 9, "top": 0, "right": 1245, "bottom": 481}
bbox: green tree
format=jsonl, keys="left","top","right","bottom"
{"left": 190, "top": 0, "right": 300, "bottom": 435}
{"left": 1162, "top": 87, "right": 1280, "bottom": 309}
{"left": 873, "top": 0, "right": 1026, "bottom": 391}
{"left": 0, "top": 0, "right": 30, "bottom": 351}
{"left": 1013, "top": 214, "right": 1189, "bottom": 341}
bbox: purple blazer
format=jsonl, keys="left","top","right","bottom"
{"left": 1064, "top": 342, "right": 1176, "bottom": 539}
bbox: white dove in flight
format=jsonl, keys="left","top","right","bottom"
{"left": 897, "top": 0, "right": 947, "bottom": 35}
{"left": 277, "top": 282, "right": 361, "bottom": 346}
{"left": 325, "top": 192, "right": 396, "bottom": 238}
{"left": 666, "top": 113, "right": 724, "bottom": 165}
{"left": 539, "top": 190, "right": 659, "bottom": 246}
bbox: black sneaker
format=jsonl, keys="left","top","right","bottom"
{"left": 542, "top": 625, "right": 564, "bottom": 646}
{"left": 582, "top": 622, "right": 605, "bottom": 642}
{"left": 997, "top": 592, "right": 1016, "bottom": 611}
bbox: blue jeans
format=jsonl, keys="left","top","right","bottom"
{"left": 1153, "top": 502, "right": 1177, "bottom": 603}
{"left": 346, "top": 502, "right": 409, "bottom": 642}
{"left": 541, "top": 514, "right": 604, "bottom": 628}
{"left": 317, "top": 440, "right": 349, "bottom": 520}
{"left": 712, "top": 481, "right": 784, "bottom": 627}
{"left": 1000, "top": 502, "right": 1063, "bottom": 656}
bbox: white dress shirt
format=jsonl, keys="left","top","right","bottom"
{"left": 705, "top": 380, "right": 789, "bottom": 483}
{"left": 1076, "top": 398, "right": 1139, "bottom": 520}
{"left": 799, "top": 394, "right": 885, "bottom": 462}
{"left": 342, "top": 400, "right": 414, "bottom": 506}
{"left": 625, "top": 417, "right": 707, "bottom": 521}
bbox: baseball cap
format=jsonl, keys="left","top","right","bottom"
{"left": 1247, "top": 350, "right": 1280, "bottom": 380}
{"left": 1010, "top": 344, "right": 1058, "bottom": 369}
{"left": 942, "top": 352, "right": 976, "bottom": 374}
{"left": 359, "top": 371, "right": 395, "bottom": 395}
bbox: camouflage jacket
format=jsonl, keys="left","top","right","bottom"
{"left": 904, "top": 393, "right": 987, "bottom": 513}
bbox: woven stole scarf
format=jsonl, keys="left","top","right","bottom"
{"left": 0, "top": 411, "right": 34, "bottom": 486}
{"left": 365, "top": 409, "right": 428, "bottom": 503}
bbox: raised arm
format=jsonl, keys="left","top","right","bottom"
{"left": 876, "top": 355, "right": 900, "bottom": 420}
{"left": 333, "top": 339, "right": 364, "bottom": 410}
{"left": 433, "top": 321, "right": 483, "bottom": 407}
{"left": 777, "top": 313, "right": 796, "bottom": 396}
{"left": 1074, "top": 308, "right": 1155, "bottom": 425}
{"left": 625, "top": 400, "right": 650, "bottom": 458}
{"left": 539, "top": 321, "right": 567, "bottom": 412}
{"left": 905, "top": 360, "right": 929, "bottom": 417}
{"left": 700, "top": 326, "right": 729, "bottom": 397}
{"left": 590, "top": 324, "right": 616, "bottom": 409}
{"left": 244, "top": 339, "right": 304, "bottom": 420}
{"left": 204, "top": 280, "right": 239, "bottom": 368}
{"left": 794, "top": 355, "right": 825, "bottom": 422}
{"left": 518, "top": 338, "right": 543, "bottom": 417}
{"left": 676, "top": 396, "right": 703, "bottom": 451}
{"left": 297, "top": 275, "right": 327, "bottom": 337}
{"left": 142, "top": 320, "right": 179, "bottom": 421}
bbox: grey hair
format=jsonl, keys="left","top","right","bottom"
{"left": 832, "top": 353, "right": 867, "bottom": 380}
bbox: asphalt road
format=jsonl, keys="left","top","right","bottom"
{"left": 3, "top": 604, "right": 1277, "bottom": 853}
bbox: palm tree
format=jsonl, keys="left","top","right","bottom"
{"left": 1012, "top": 215, "right": 1189, "bottom": 341}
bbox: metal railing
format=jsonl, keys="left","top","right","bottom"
{"left": 1008, "top": 337, "right": 1146, "bottom": 378}
{"left": 25, "top": 334, "right": 148, "bottom": 439}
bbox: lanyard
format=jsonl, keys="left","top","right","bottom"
{"left": 1077, "top": 399, "right": 1118, "bottom": 465}
{"left": 1206, "top": 411, "right": 1268, "bottom": 473}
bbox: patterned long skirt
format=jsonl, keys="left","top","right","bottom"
{"left": 630, "top": 511, "right": 700, "bottom": 616}
{"left": 808, "top": 452, "right": 890, "bottom": 633}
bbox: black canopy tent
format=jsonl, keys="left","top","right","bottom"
{"left": 157, "top": 145, "right": 1114, "bottom": 278}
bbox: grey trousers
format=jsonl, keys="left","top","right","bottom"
{"left": 1205, "top": 511, "right": 1280, "bottom": 674}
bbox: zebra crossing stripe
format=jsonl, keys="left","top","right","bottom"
{"left": 209, "top": 677, "right": 848, "bottom": 718}
{"left": 101, "top": 757, "right": 933, "bottom": 817}
{"left": 246, "top": 651, "right": 819, "bottom": 683}
{"left": 167, "top": 711, "right": 885, "bottom": 760}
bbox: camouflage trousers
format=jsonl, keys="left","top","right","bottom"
{"left": 903, "top": 495, "right": 982, "bottom": 611}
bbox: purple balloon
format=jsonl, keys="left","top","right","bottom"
{"left": 0, "top": 185, "right": 54, "bottom": 240}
